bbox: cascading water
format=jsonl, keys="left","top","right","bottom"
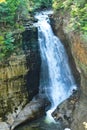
{"left": 35, "top": 11, "right": 77, "bottom": 122}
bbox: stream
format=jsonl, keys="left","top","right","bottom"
{"left": 15, "top": 10, "right": 76, "bottom": 130}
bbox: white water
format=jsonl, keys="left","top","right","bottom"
{"left": 35, "top": 11, "right": 77, "bottom": 122}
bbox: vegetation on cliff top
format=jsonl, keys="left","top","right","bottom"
{"left": 53, "top": 0, "right": 87, "bottom": 35}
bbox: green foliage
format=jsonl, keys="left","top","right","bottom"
{"left": 0, "top": 0, "right": 52, "bottom": 26}
{"left": 4, "top": 33, "right": 15, "bottom": 52}
{"left": 0, "top": 0, "right": 28, "bottom": 60}
{"left": 0, "top": 33, "right": 15, "bottom": 60}
{"left": 0, "top": 0, "right": 29, "bottom": 26}
{"left": 52, "top": 0, "right": 72, "bottom": 10}
{"left": 52, "top": 0, "right": 87, "bottom": 34}
{"left": 71, "top": 3, "right": 87, "bottom": 33}
{"left": 0, "top": 1, "right": 16, "bottom": 25}
{"left": 0, "top": 36, "right": 4, "bottom": 44}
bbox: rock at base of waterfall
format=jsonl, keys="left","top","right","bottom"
{"left": 0, "top": 122, "right": 10, "bottom": 130}
{"left": 52, "top": 90, "right": 79, "bottom": 128}
{"left": 11, "top": 97, "right": 50, "bottom": 130}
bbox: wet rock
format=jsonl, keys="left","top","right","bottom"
{"left": 11, "top": 97, "right": 49, "bottom": 130}
{"left": 52, "top": 90, "right": 79, "bottom": 128}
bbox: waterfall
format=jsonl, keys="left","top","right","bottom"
{"left": 35, "top": 11, "right": 77, "bottom": 122}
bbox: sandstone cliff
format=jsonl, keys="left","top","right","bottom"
{"left": 51, "top": 13, "right": 87, "bottom": 130}
{"left": 0, "top": 26, "right": 41, "bottom": 126}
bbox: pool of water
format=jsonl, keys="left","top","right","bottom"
{"left": 15, "top": 116, "right": 63, "bottom": 130}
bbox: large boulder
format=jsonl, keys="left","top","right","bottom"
{"left": 11, "top": 97, "right": 49, "bottom": 130}
{"left": 52, "top": 90, "right": 79, "bottom": 128}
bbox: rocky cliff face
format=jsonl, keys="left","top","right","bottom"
{"left": 51, "top": 13, "right": 87, "bottom": 130}
{"left": 0, "top": 26, "right": 41, "bottom": 124}
{"left": 0, "top": 54, "right": 28, "bottom": 121}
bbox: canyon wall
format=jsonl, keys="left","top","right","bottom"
{"left": 0, "top": 27, "right": 41, "bottom": 123}
{"left": 51, "top": 13, "right": 87, "bottom": 130}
